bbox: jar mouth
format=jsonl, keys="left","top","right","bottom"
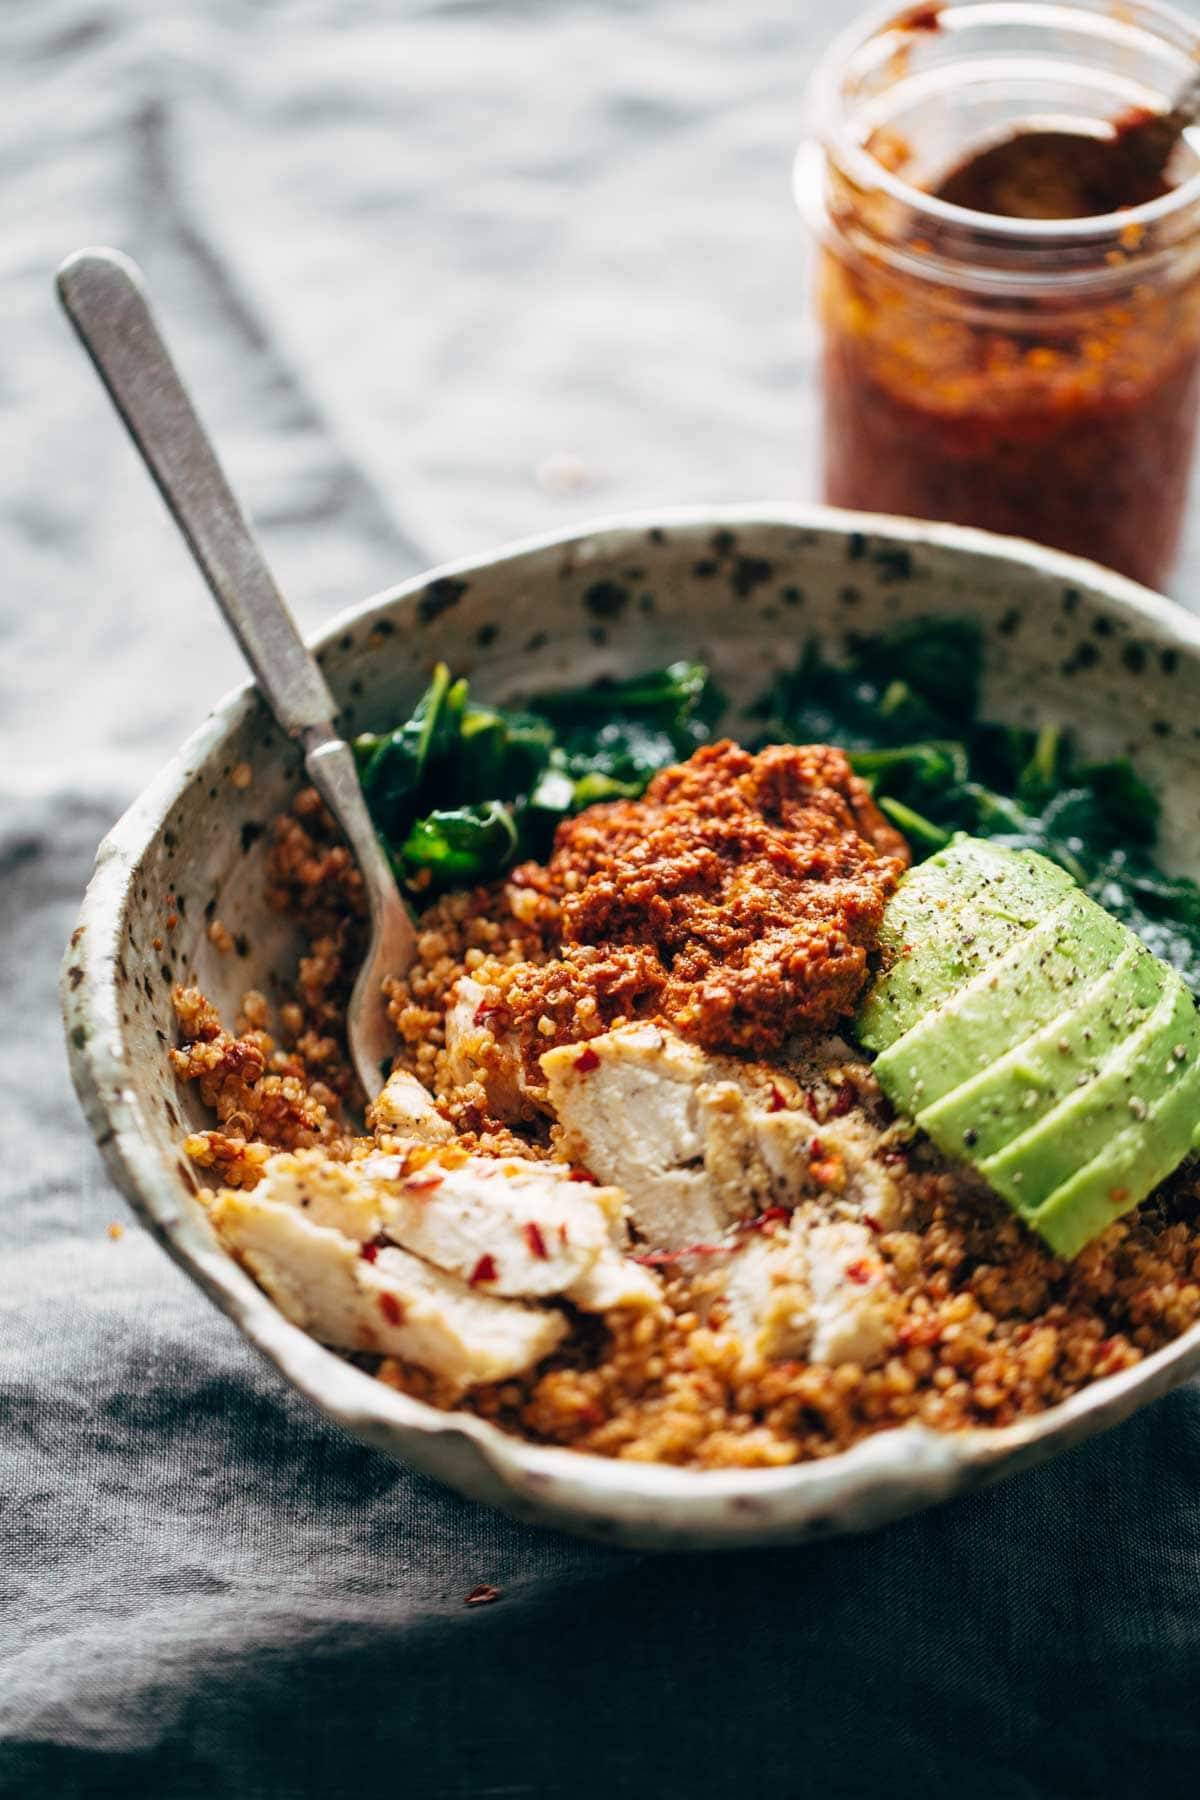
{"left": 806, "top": 0, "right": 1200, "bottom": 248}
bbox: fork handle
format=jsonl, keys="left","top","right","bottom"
{"left": 56, "top": 246, "right": 337, "bottom": 740}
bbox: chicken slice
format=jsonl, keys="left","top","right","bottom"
{"left": 443, "top": 975, "right": 536, "bottom": 1120}
{"left": 541, "top": 1024, "right": 736, "bottom": 1248}
{"left": 244, "top": 1146, "right": 651, "bottom": 1312}
{"left": 805, "top": 1113, "right": 905, "bottom": 1231}
{"left": 697, "top": 1079, "right": 813, "bottom": 1215}
{"left": 720, "top": 1229, "right": 811, "bottom": 1362}
{"left": 719, "top": 1213, "right": 899, "bottom": 1370}
{"left": 250, "top": 1151, "right": 380, "bottom": 1240}
{"left": 540, "top": 1023, "right": 903, "bottom": 1250}
{"left": 210, "top": 1189, "right": 566, "bottom": 1389}
{"left": 359, "top": 1151, "right": 622, "bottom": 1299}
{"left": 367, "top": 1068, "right": 453, "bottom": 1142}
{"left": 565, "top": 1247, "right": 663, "bottom": 1313}
{"left": 806, "top": 1220, "right": 898, "bottom": 1368}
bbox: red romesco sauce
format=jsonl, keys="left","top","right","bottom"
{"left": 821, "top": 133, "right": 1200, "bottom": 589}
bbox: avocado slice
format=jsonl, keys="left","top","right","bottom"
{"left": 980, "top": 969, "right": 1200, "bottom": 1213}
{"left": 1031, "top": 1049, "right": 1200, "bottom": 1260}
{"left": 858, "top": 839, "right": 1075, "bottom": 1052}
{"left": 913, "top": 936, "right": 1164, "bottom": 1163}
{"left": 871, "top": 887, "right": 1128, "bottom": 1115}
{"left": 857, "top": 838, "right": 1200, "bottom": 1259}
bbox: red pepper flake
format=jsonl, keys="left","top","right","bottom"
{"left": 473, "top": 999, "right": 501, "bottom": 1026}
{"left": 1109, "top": 1187, "right": 1130, "bottom": 1205}
{"left": 165, "top": 911, "right": 179, "bottom": 931}
{"left": 809, "top": 1137, "right": 825, "bottom": 1158}
{"left": 862, "top": 1213, "right": 883, "bottom": 1236}
{"left": 464, "top": 1584, "right": 501, "bottom": 1608}
{"left": 574, "top": 1045, "right": 601, "bottom": 1074}
{"left": 378, "top": 1292, "right": 405, "bottom": 1326}
{"left": 803, "top": 1090, "right": 821, "bottom": 1120}
{"left": 568, "top": 1167, "right": 597, "bottom": 1184}
{"left": 899, "top": 1318, "right": 940, "bottom": 1348}
{"left": 736, "top": 1207, "right": 789, "bottom": 1235}
{"left": 360, "top": 1242, "right": 379, "bottom": 1263}
{"left": 768, "top": 1083, "right": 787, "bottom": 1113}
{"left": 829, "top": 1081, "right": 854, "bottom": 1118}
{"left": 524, "top": 1221, "right": 549, "bottom": 1260}
{"left": 558, "top": 1223, "right": 569, "bottom": 1246}
{"left": 845, "top": 1259, "right": 874, "bottom": 1285}
{"left": 633, "top": 1243, "right": 730, "bottom": 1265}
{"left": 405, "top": 1169, "right": 444, "bottom": 1193}
{"left": 469, "top": 1254, "right": 499, "bottom": 1286}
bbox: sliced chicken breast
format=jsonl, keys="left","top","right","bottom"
{"left": 211, "top": 1189, "right": 566, "bottom": 1389}
{"left": 540, "top": 1023, "right": 902, "bottom": 1249}
{"left": 806, "top": 1220, "right": 898, "bottom": 1368}
{"left": 242, "top": 1146, "right": 652, "bottom": 1313}
{"left": 719, "top": 1212, "right": 899, "bottom": 1370}
{"left": 565, "top": 1247, "right": 663, "bottom": 1313}
{"left": 720, "top": 1228, "right": 811, "bottom": 1362}
{"left": 443, "top": 975, "right": 535, "bottom": 1120}
{"left": 360, "top": 1151, "right": 621, "bottom": 1299}
{"left": 541, "top": 1025, "right": 737, "bottom": 1248}
{"left": 367, "top": 1067, "right": 453, "bottom": 1142}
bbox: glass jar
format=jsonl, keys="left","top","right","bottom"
{"left": 799, "top": 0, "right": 1200, "bottom": 592}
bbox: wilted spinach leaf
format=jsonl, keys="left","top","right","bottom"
{"left": 355, "top": 660, "right": 721, "bottom": 891}
{"left": 760, "top": 617, "right": 1199, "bottom": 992}
{"left": 398, "top": 802, "right": 518, "bottom": 883}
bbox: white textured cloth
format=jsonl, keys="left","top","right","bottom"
{"left": 3, "top": 4, "right": 1200, "bottom": 1796}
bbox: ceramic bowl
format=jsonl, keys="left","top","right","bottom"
{"left": 63, "top": 505, "right": 1200, "bottom": 1550}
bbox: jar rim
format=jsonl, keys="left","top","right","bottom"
{"left": 807, "top": 0, "right": 1200, "bottom": 249}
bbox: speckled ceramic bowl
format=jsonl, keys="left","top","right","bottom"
{"left": 63, "top": 505, "right": 1200, "bottom": 1549}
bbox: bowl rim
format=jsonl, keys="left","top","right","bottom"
{"left": 63, "top": 501, "right": 1200, "bottom": 1537}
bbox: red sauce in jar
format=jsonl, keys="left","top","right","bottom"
{"left": 820, "top": 128, "right": 1200, "bottom": 589}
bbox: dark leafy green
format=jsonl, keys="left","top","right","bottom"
{"left": 355, "top": 659, "right": 722, "bottom": 890}
{"left": 398, "top": 802, "right": 519, "bottom": 883}
{"left": 755, "top": 618, "right": 1200, "bottom": 994}
{"left": 354, "top": 624, "right": 1200, "bottom": 989}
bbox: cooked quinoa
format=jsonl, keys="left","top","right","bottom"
{"left": 170, "top": 766, "right": 1200, "bottom": 1471}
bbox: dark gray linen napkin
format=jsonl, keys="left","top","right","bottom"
{"left": 3, "top": 3, "right": 1200, "bottom": 1795}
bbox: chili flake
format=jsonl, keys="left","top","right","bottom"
{"left": 524, "top": 1221, "right": 549, "bottom": 1260}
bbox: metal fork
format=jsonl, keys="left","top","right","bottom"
{"left": 57, "top": 246, "right": 415, "bottom": 1100}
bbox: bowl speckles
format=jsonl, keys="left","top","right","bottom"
{"left": 61, "top": 505, "right": 1200, "bottom": 1549}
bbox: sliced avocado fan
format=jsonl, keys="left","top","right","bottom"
{"left": 857, "top": 838, "right": 1200, "bottom": 1260}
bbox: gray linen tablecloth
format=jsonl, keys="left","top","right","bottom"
{"left": 3, "top": 3, "right": 1200, "bottom": 1794}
